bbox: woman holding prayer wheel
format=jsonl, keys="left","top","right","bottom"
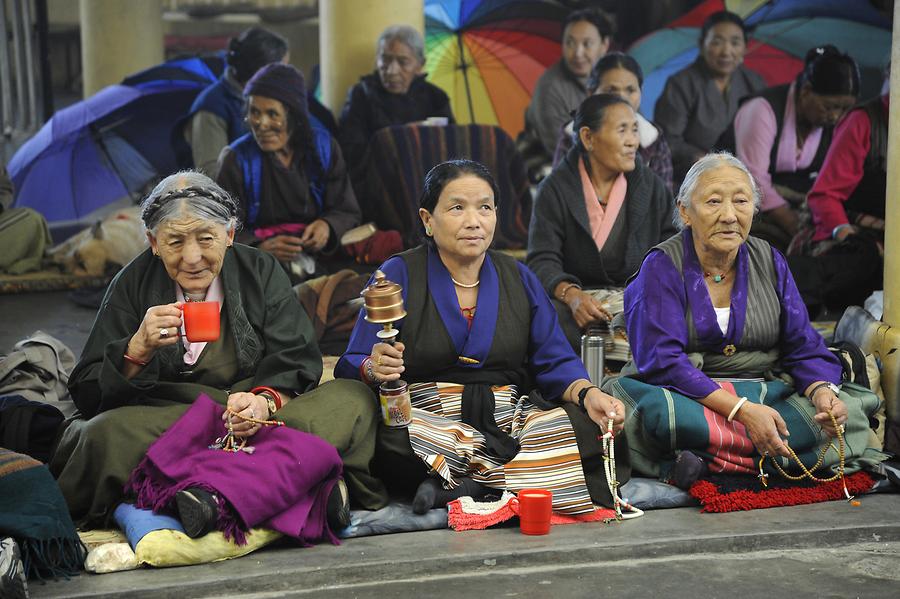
{"left": 51, "top": 171, "right": 387, "bottom": 538}
{"left": 336, "top": 159, "right": 631, "bottom": 516}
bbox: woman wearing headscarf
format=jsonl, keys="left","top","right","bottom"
{"left": 216, "top": 63, "right": 361, "bottom": 283}
{"left": 50, "top": 172, "right": 387, "bottom": 536}
{"left": 179, "top": 27, "right": 289, "bottom": 176}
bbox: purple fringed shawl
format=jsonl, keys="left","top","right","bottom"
{"left": 125, "top": 394, "right": 343, "bottom": 545}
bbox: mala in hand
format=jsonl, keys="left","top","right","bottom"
{"left": 209, "top": 408, "right": 285, "bottom": 454}
{"left": 601, "top": 419, "right": 644, "bottom": 520}
{"left": 757, "top": 410, "right": 861, "bottom": 506}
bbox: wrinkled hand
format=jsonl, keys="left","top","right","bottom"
{"left": 369, "top": 342, "right": 405, "bottom": 383}
{"left": 299, "top": 219, "right": 331, "bottom": 252}
{"left": 811, "top": 390, "right": 848, "bottom": 437}
{"left": 224, "top": 392, "right": 270, "bottom": 438}
{"left": 127, "top": 302, "right": 183, "bottom": 362}
{"left": 259, "top": 235, "right": 304, "bottom": 262}
{"left": 567, "top": 289, "right": 611, "bottom": 330}
{"left": 584, "top": 387, "right": 625, "bottom": 435}
{"left": 735, "top": 402, "right": 791, "bottom": 458}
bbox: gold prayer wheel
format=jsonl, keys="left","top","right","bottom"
{"left": 362, "top": 270, "right": 407, "bottom": 325}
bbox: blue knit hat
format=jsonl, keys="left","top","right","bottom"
{"left": 243, "top": 63, "right": 307, "bottom": 117}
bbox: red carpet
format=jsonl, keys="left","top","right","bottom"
{"left": 689, "top": 471, "right": 875, "bottom": 513}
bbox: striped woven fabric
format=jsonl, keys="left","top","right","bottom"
{"left": 0, "top": 448, "right": 40, "bottom": 478}
{"left": 608, "top": 376, "right": 886, "bottom": 479}
{"left": 362, "top": 123, "right": 531, "bottom": 249}
{"left": 407, "top": 382, "right": 595, "bottom": 515}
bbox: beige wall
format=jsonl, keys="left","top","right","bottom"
{"left": 80, "top": 0, "right": 165, "bottom": 97}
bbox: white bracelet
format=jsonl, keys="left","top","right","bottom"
{"left": 727, "top": 397, "right": 749, "bottom": 422}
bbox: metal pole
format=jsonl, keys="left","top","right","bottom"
{"left": 21, "top": 0, "right": 38, "bottom": 131}
{"left": 883, "top": 0, "right": 900, "bottom": 325}
{"left": 9, "top": 0, "right": 27, "bottom": 130}
{"left": 0, "top": 0, "right": 14, "bottom": 135}
{"left": 35, "top": 0, "right": 53, "bottom": 121}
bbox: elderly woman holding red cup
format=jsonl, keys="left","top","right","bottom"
{"left": 51, "top": 171, "right": 387, "bottom": 536}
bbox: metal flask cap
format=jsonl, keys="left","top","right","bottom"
{"left": 362, "top": 270, "right": 407, "bottom": 324}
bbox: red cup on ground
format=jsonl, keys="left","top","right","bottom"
{"left": 182, "top": 301, "right": 220, "bottom": 342}
{"left": 515, "top": 488, "right": 552, "bottom": 535}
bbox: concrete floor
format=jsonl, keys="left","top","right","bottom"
{"left": 3, "top": 290, "right": 900, "bottom": 598}
{"left": 31, "top": 494, "right": 900, "bottom": 598}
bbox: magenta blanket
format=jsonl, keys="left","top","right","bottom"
{"left": 125, "top": 394, "right": 342, "bottom": 545}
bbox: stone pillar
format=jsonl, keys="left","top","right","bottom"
{"left": 80, "top": 0, "right": 164, "bottom": 97}
{"left": 319, "top": 0, "right": 424, "bottom": 115}
{"left": 877, "top": 0, "right": 900, "bottom": 427}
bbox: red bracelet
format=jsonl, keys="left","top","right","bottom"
{"left": 250, "top": 386, "right": 282, "bottom": 410}
{"left": 123, "top": 353, "right": 148, "bottom": 367}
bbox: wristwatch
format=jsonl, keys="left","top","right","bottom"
{"left": 808, "top": 382, "right": 840, "bottom": 401}
{"left": 577, "top": 385, "right": 599, "bottom": 412}
{"left": 259, "top": 391, "right": 278, "bottom": 417}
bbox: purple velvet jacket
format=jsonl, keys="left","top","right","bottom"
{"left": 624, "top": 230, "right": 841, "bottom": 399}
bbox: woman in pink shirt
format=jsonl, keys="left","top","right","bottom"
{"left": 734, "top": 46, "right": 859, "bottom": 251}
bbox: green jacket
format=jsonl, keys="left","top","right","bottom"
{"left": 69, "top": 243, "right": 322, "bottom": 418}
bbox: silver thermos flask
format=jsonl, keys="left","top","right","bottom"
{"left": 581, "top": 328, "right": 605, "bottom": 386}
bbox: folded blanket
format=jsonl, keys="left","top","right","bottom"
{"left": 126, "top": 394, "right": 343, "bottom": 545}
{"left": 0, "top": 448, "right": 87, "bottom": 579}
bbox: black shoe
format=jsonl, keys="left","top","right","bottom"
{"left": 0, "top": 537, "right": 29, "bottom": 599}
{"left": 326, "top": 479, "right": 351, "bottom": 531}
{"left": 175, "top": 487, "right": 219, "bottom": 538}
{"left": 671, "top": 451, "right": 708, "bottom": 490}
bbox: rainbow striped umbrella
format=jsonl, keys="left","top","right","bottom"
{"left": 425, "top": 0, "right": 567, "bottom": 139}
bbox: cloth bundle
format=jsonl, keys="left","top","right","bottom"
{"left": 0, "top": 448, "right": 87, "bottom": 579}
{"left": 447, "top": 492, "right": 617, "bottom": 532}
{"left": 126, "top": 394, "right": 343, "bottom": 545}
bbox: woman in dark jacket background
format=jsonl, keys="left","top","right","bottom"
{"left": 527, "top": 94, "right": 675, "bottom": 349}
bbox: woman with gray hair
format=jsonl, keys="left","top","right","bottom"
{"left": 602, "top": 152, "right": 885, "bottom": 488}
{"left": 51, "top": 171, "right": 388, "bottom": 538}
{"left": 338, "top": 24, "right": 454, "bottom": 196}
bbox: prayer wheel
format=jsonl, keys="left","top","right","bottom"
{"left": 362, "top": 270, "right": 407, "bottom": 325}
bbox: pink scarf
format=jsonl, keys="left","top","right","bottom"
{"left": 578, "top": 159, "right": 627, "bottom": 251}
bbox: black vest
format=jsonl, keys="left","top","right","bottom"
{"left": 755, "top": 85, "right": 833, "bottom": 195}
{"left": 397, "top": 245, "right": 532, "bottom": 388}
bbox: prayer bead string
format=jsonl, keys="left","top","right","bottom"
{"left": 210, "top": 408, "right": 285, "bottom": 454}
{"left": 601, "top": 420, "right": 643, "bottom": 520}
{"left": 757, "top": 410, "right": 857, "bottom": 504}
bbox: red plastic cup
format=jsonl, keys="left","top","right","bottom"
{"left": 182, "top": 301, "right": 220, "bottom": 342}
{"left": 515, "top": 488, "right": 553, "bottom": 535}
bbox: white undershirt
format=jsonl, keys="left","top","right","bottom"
{"left": 714, "top": 307, "right": 731, "bottom": 335}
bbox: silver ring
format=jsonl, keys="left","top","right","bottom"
{"left": 159, "top": 327, "right": 169, "bottom": 338}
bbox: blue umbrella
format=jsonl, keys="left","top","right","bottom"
{"left": 8, "top": 59, "right": 216, "bottom": 222}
